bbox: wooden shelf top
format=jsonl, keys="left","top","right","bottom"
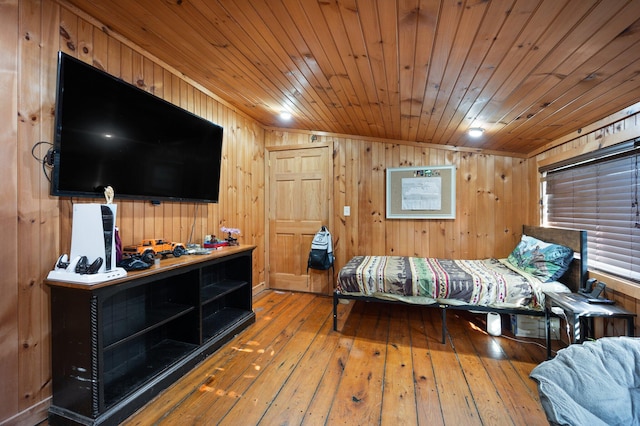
{"left": 45, "top": 244, "right": 256, "bottom": 290}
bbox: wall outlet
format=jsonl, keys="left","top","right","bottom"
{"left": 344, "top": 206, "right": 350, "bottom": 216}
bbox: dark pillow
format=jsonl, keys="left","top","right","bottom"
{"left": 507, "top": 235, "right": 574, "bottom": 282}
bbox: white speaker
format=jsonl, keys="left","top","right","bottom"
{"left": 487, "top": 312, "right": 502, "bottom": 336}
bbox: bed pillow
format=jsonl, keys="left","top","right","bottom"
{"left": 507, "top": 235, "right": 574, "bottom": 282}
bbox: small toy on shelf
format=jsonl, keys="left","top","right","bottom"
{"left": 221, "top": 227, "right": 241, "bottom": 246}
{"left": 203, "top": 234, "right": 228, "bottom": 249}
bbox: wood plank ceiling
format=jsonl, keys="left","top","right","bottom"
{"left": 61, "top": 0, "right": 640, "bottom": 155}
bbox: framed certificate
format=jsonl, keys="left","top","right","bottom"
{"left": 386, "top": 165, "right": 456, "bottom": 219}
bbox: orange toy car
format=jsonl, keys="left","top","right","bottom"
{"left": 123, "top": 238, "right": 187, "bottom": 262}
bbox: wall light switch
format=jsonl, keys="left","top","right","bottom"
{"left": 344, "top": 206, "right": 351, "bottom": 216}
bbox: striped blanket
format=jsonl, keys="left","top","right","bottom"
{"left": 336, "top": 255, "right": 545, "bottom": 308}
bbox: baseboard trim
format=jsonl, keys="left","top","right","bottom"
{"left": 0, "top": 397, "right": 50, "bottom": 426}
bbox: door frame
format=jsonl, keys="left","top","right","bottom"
{"left": 265, "top": 142, "right": 334, "bottom": 294}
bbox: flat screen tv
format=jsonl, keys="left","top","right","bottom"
{"left": 51, "top": 51, "right": 223, "bottom": 203}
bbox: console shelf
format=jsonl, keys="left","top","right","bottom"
{"left": 201, "top": 279, "right": 248, "bottom": 304}
{"left": 46, "top": 245, "right": 255, "bottom": 426}
{"left": 103, "top": 338, "right": 197, "bottom": 407}
{"left": 103, "top": 303, "right": 196, "bottom": 351}
{"left": 203, "top": 307, "right": 251, "bottom": 341}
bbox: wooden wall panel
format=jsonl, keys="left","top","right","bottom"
{"left": 38, "top": 2, "right": 60, "bottom": 417}
{"left": 0, "top": 1, "right": 19, "bottom": 423}
{"left": 265, "top": 131, "right": 531, "bottom": 266}
{"left": 1, "top": 2, "right": 266, "bottom": 424}
{"left": 18, "top": 0, "right": 46, "bottom": 415}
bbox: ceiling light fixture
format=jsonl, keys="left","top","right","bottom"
{"left": 279, "top": 111, "right": 292, "bottom": 121}
{"left": 468, "top": 127, "right": 484, "bottom": 138}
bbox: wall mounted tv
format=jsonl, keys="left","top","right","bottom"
{"left": 51, "top": 51, "right": 223, "bottom": 203}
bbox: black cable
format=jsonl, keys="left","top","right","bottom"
{"left": 31, "top": 141, "right": 52, "bottom": 162}
{"left": 187, "top": 203, "right": 199, "bottom": 245}
{"left": 31, "top": 141, "right": 53, "bottom": 183}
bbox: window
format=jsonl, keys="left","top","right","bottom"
{"left": 541, "top": 139, "right": 640, "bottom": 283}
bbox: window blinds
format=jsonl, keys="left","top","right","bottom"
{"left": 542, "top": 141, "right": 640, "bottom": 282}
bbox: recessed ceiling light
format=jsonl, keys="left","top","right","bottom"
{"left": 279, "top": 111, "right": 292, "bottom": 121}
{"left": 468, "top": 127, "right": 484, "bottom": 138}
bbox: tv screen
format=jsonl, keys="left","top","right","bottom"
{"left": 51, "top": 51, "right": 223, "bottom": 203}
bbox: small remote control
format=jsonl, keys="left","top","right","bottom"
{"left": 587, "top": 298, "right": 615, "bottom": 304}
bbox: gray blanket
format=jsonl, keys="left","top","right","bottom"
{"left": 530, "top": 337, "right": 640, "bottom": 425}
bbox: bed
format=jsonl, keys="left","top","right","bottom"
{"left": 333, "top": 225, "right": 587, "bottom": 350}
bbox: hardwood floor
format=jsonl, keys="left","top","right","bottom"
{"left": 122, "top": 290, "right": 559, "bottom": 425}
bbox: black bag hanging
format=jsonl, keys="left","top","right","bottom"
{"left": 307, "top": 226, "right": 334, "bottom": 271}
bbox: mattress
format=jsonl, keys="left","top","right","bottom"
{"left": 336, "top": 255, "right": 568, "bottom": 309}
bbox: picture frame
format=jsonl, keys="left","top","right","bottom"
{"left": 386, "top": 165, "right": 456, "bottom": 219}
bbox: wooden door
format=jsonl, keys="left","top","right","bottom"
{"left": 268, "top": 145, "right": 332, "bottom": 294}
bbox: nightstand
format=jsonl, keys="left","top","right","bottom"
{"left": 544, "top": 291, "right": 636, "bottom": 358}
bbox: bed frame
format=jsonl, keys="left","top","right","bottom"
{"left": 332, "top": 225, "right": 587, "bottom": 350}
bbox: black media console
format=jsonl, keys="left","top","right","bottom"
{"left": 46, "top": 245, "right": 256, "bottom": 425}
